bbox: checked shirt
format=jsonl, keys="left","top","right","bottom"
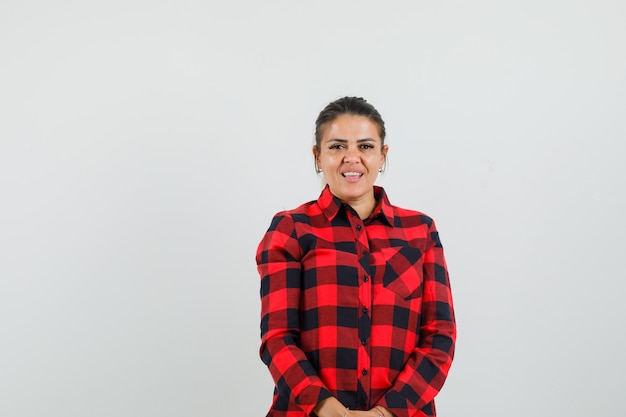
{"left": 257, "top": 186, "right": 456, "bottom": 417}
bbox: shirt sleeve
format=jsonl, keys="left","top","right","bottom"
{"left": 256, "top": 212, "right": 333, "bottom": 415}
{"left": 378, "top": 219, "right": 456, "bottom": 417}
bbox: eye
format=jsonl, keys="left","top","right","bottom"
{"left": 329, "top": 144, "right": 345, "bottom": 150}
{"left": 360, "top": 144, "right": 375, "bottom": 149}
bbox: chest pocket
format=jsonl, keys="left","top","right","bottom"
{"left": 375, "top": 246, "right": 424, "bottom": 300}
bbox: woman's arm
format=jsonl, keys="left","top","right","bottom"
{"left": 377, "top": 219, "right": 456, "bottom": 417}
{"left": 257, "top": 212, "right": 334, "bottom": 416}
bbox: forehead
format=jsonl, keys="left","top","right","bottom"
{"left": 322, "top": 115, "right": 382, "bottom": 142}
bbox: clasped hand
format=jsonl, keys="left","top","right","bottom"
{"left": 345, "top": 406, "right": 393, "bottom": 417}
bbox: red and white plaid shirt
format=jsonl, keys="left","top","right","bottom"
{"left": 257, "top": 186, "right": 456, "bottom": 417}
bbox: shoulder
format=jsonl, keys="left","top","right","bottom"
{"left": 377, "top": 187, "right": 436, "bottom": 230}
{"left": 389, "top": 204, "right": 445, "bottom": 250}
{"left": 390, "top": 203, "right": 436, "bottom": 229}
{"left": 265, "top": 199, "right": 319, "bottom": 230}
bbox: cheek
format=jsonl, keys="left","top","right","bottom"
{"left": 368, "top": 155, "right": 383, "bottom": 167}
{"left": 320, "top": 155, "right": 340, "bottom": 167}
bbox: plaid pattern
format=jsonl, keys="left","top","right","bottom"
{"left": 257, "top": 186, "right": 456, "bottom": 417}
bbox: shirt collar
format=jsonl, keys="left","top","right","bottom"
{"left": 373, "top": 186, "right": 395, "bottom": 226}
{"left": 317, "top": 185, "right": 395, "bottom": 227}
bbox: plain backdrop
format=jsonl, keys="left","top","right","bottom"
{"left": 1, "top": 1, "right": 625, "bottom": 416}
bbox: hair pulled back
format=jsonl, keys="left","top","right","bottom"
{"left": 314, "top": 96, "right": 386, "bottom": 149}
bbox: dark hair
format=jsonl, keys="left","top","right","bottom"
{"left": 314, "top": 96, "right": 386, "bottom": 149}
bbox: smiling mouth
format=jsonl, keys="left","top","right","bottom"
{"left": 342, "top": 171, "right": 363, "bottom": 178}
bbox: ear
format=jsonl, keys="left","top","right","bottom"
{"left": 312, "top": 146, "right": 321, "bottom": 171}
{"left": 380, "top": 144, "right": 388, "bottom": 165}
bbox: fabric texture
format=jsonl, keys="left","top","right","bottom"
{"left": 256, "top": 186, "right": 456, "bottom": 417}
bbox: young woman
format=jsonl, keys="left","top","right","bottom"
{"left": 257, "top": 97, "right": 456, "bottom": 417}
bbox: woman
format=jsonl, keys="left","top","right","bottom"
{"left": 256, "top": 97, "right": 456, "bottom": 417}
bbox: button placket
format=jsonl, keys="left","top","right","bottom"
{"left": 353, "top": 217, "right": 372, "bottom": 403}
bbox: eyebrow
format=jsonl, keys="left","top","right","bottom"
{"left": 327, "top": 138, "right": 377, "bottom": 143}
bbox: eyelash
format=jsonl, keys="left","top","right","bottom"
{"left": 328, "top": 144, "right": 374, "bottom": 150}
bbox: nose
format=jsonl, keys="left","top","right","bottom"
{"left": 343, "top": 147, "right": 360, "bottom": 164}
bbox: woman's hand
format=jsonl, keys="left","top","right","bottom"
{"left": 313, "top": 399, "right": 394, "bottom": 417}
{"left": 346, "top": 408, "right": 390, "bottom": 417}
{"left": 371, "top": 406, "right": 395, "bottom": 417}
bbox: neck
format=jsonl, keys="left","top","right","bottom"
{"left": 343, "top": 194, "right": 376, "bottom": 220}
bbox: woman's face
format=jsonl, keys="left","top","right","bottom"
{"left": 315, "top": 114, "right": 387, "bottom": 206}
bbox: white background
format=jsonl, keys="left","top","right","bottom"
{"left": 1, "top": 1, "right": 625, "bottom": 416}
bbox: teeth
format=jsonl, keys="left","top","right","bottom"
{"left": 343, "top": 172, "right": 362, "bottom": 177}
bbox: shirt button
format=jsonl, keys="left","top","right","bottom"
{"left": 362, "top": 307, "right": 368, "bottom": 314}
{"left": 356, "top": 225, "right": 362, "bottom": 231}
{"left": 362, "top": 369, "right": 368, "bottom": 376}
{"left": 363, "top": 276, "right": 369, "bottom": 282}
{"left": 361, "top": 339, "right": 367, "bottom": 345}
